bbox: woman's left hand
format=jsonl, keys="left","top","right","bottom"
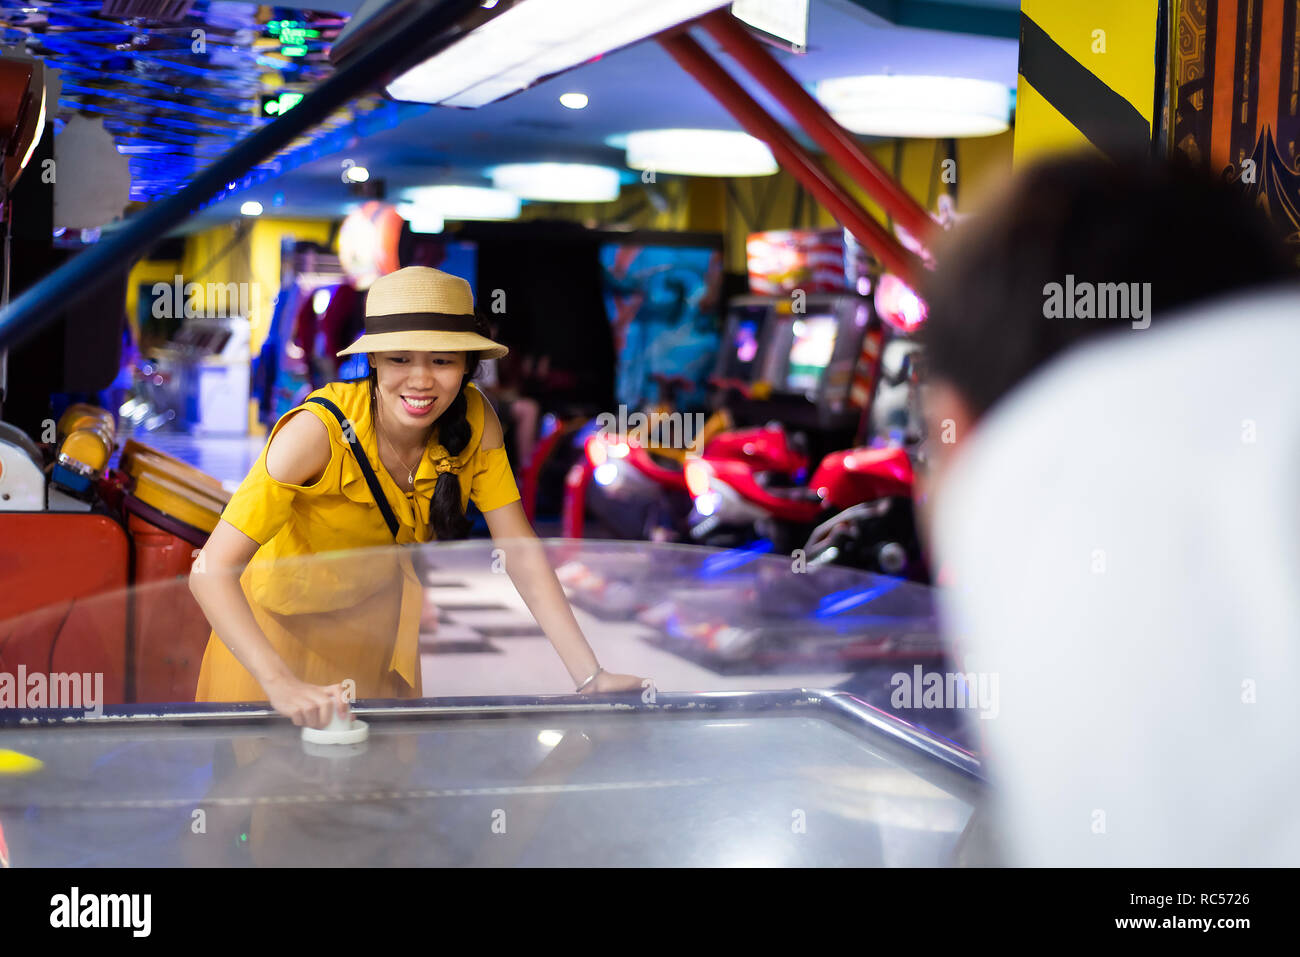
{"left": 581, "top": 671, "right": 649, "bottom": 695}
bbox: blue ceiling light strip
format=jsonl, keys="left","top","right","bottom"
{"left": 57, "top": 102, "right": 216, "bottom": 142}
{"left": 0, "top": 0, "right": 486, "bottom": 351}
{"left": 31, "top": 34, "right": 239, "bottom": 82}
{"left": 54, "top": 82, "right": 252, "bottom": 124}
{"left": 1, "top": 1, "right": 351, "bottom": 199}
{"left": 196, "top": 99, "right": 424, "bottom": 209}
{"left": 50, "top": 61, "right": 260, "bottom": 108}
{"left": 11, "top": 1, "right": 387, "bottom": 205}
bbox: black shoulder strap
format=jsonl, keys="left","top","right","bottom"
{"left": 305, "top": 397, "right": 400, "bottom": 540}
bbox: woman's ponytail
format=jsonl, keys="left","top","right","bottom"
{"left": 429, "top": 381, "right": 474, "bottom": 540}
{"left": 429, "top": 343, "right": 484, "bottom": 540}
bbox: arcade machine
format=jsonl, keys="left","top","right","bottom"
{"left": 564, "top": 223, "right": 885, "bottom": 546}
{"left": 682, "top": 265, "right": 930, "bottom": 560}
{"left": 563, "top": 296, "right": 811, "bottom": 544}
{"left": 560, "top": 292, "right": 895, "bottom": 608}
{"left": 720, "top": 291, "right": 872, "bottom": 462}
{"left": 718, "top": 226, "right": 887, "bottom": 464}
{"left": 127, "top": 314, "right": 252, "bottom": 435}
{"left": 0, "top": 396, "right": 230, "bottom": 704}
{"left": 561, "top": 244, "right": 929, "bottom": 633}
{"left": 711, "top": 297, "right": 768, "bottom": 390}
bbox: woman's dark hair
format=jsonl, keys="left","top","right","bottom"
{"left": 365, "top": 320, "right": 488, "bottom": 540}
{"left": 921, "top": 152, "right": 1297, "bottom": 420}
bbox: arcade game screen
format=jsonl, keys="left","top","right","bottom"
{"left": 716, "top": 307, "right": 765, "bottom": 381}
{"left": 784, "top": 315, "right": 839, "bottom": 391}
{"left": 733, "top": 318, "right": 761, "bottom": 366}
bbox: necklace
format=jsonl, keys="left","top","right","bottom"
{"left": 377, "top": 417, "right": 422, "bottom": 487}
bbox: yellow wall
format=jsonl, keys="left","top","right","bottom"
{"left": 164, "top": 217, "right": 335, "bottom": 353}
{"left": 123, "top": 258, "right": 181, "bottom": 344}
{"left": 247, "top": 218, "right": 335, "bottom": 352}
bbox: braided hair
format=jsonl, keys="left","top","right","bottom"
{"left": 366, "top": 347, "right": 483, "bottom": 541}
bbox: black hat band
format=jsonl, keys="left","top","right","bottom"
{"left": 365, "top": 312, "right": 479, "bottom": 335}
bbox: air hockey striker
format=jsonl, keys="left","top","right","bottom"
{"left": 0, "top": 541, "right": 990, "bottom": 867}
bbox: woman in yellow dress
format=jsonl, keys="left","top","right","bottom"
{"left": 189, "top": 266, "right": 643, "bottom": 728}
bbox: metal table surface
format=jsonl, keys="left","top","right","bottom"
{"left": 0, "top": 691, "right": 988, "bottom": 867}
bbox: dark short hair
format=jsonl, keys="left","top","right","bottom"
{"left": 920, "top": 153, "right": 1297, "bottom": 420}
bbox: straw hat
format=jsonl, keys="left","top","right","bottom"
{"left": 336, "top": 266, "right": 508, "bottom": 359}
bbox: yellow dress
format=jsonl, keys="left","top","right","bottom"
{"left": 194, "top": 380, "right": 520, "bottom": 702}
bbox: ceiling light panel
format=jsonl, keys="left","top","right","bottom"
{"left": 387, "top": 0, "right": 729, "bottom": 107}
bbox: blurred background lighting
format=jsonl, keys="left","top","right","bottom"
{"left": 490, "top": 162, "right": 621, "bottom": 202}
{"left": 402, "top": 185, "right": 521, "bottom": 220}
{"left": 395, "top": 203, "right": 445, "bottom": 234}
{"left": 816, "top": 75, "right": 1011, "bottom": 138}
{"left": 625, "top": 128, "right": 777, "bottom": 176}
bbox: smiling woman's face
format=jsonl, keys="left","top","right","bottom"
{"left": 371, "top": 351, "right": 468, "bottom": 437}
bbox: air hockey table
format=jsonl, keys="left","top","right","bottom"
{"left": 0, "top": 690, "right": 990, "bottom": 867}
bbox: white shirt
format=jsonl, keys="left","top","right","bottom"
{"left": 933, "top": 286, "right": 1300, "bottom": 866}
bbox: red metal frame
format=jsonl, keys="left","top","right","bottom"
{"left": 520, "top": 418, "right": 581, "bottom": 523}
{"left": 562, "top": 458, "right": 591, "bottom": 538}
{"left": 659, "top": 31, "right": 925, "bottom": 285}
{"left": 701, "top": 10, "right": 936, "bottom": 246}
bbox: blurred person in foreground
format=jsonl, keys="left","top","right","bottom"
{"left": 919, "top": 153, "right": 1299, "bottom": 865}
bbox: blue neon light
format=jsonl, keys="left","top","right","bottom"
{"left": 698, "top": 539, "right": 775, "bottom": 577}
{"left": 814, "top": 580, "right": 905, "bottom": 618}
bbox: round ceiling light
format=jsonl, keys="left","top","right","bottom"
{"left": 490, "top": 163, "right": 621, "bottom": 202}
{"left": 815, "top": 75, "right": 1011, "bottom": 138}
{"left": 624, "top": 129, "right": 777, "bottom": 177}
{"left": 402, "top": 185, "right": 521, "bottom": 220}
{"left": 396, "top": 203, "right": 445, "bottom": 234}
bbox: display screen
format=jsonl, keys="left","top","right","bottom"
{"left": 599, "top": 243, "right": 722, "bottom": 410}
{"left": 734, "top": 318, "right": 760, "bottom": 365}
{"left": 785, "top": 315, "right": 838, "bottom": 391}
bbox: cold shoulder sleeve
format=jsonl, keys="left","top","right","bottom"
{"left": 219, "top": 403, "right": 343, "bottom": 544}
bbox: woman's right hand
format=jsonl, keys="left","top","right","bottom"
{"left": 264, "top": 674, "right": 349, "bottom": 729}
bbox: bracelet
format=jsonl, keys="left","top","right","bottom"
{"left": 576, "top": 667, "right": 604, "bottom": 693}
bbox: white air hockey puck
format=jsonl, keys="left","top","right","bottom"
{"left": 301, "top": 712, "right": 369, "bottom": 745}
{"left": 302, "top": 740, "right": 367, "bottom": 759}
